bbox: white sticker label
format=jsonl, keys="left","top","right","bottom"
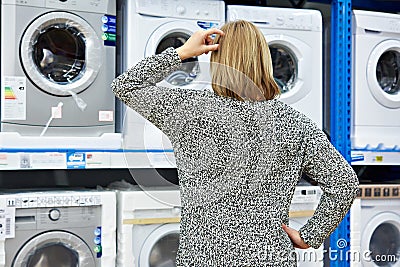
{"left": 25, "top": 153, "right": 66, "bottom": 169}
{"left": 51, "top": 105, "right": 62, "bottom": 119}
{"left": 0, "top": 215, "right": 5, "bottom": 240}
{"left": 1, "top": 76, "right": 27, "bottom": 120}
{"left": 1, "top": 198, "right": 15, "bottom": 239}
{"left": 99, "top": 110, "right": 114, "bottom": 122}
{"left": 85, "top": 152, "right": 111, "bottom": 168}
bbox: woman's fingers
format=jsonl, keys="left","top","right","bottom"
{"left": 282, "top": 224, "right": 310, "bottom": 249}
{"left": 176, "top": 28, "right": 224, "bottom": 60}
{"left": 203, "top": 27, "right": 224, "bottom": 37}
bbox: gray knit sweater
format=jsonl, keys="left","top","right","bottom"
{"left": 112, "top": 47, "right": 359, "bottom": 267}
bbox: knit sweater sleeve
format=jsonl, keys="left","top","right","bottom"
{"left": 298, "top": 120, "right": 359, "bottom": 249}
{"left": 111, "top": 47, "right": 189, "bottom": 133}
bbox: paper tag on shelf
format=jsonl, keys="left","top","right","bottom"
{"left": 0, "top": 153, "right": 20, "bottom": 170}
{"left": 28, "top": 153, "right": 66, "bottom": 169}
{"left": 85, "top": 152, "right": 111, "bottom": 168}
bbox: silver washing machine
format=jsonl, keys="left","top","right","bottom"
{"left": 1, "top": 190, "right": 116, "bottom": 267}
{"left": 0, "top": 0, "right": 116, "bottom": 136}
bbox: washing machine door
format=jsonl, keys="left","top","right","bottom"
{"left": 139, "top": 223, "right": 180, "bottom": 267}
{"left": 361, "top": 212, "right": 400, "bottom": 267}
{"left": 145, "top": 21, "right": 210, "bottom": 89}
{"left": 266, "top": 34, "right": 311, "bottom": 105}
{"left": 13, "top": 231, "right": 95, "bottom": 266}
{"left": 367, "top": 40, "right": 400, "bottom": 108}
{"left": 20, "top": 11, "right": 102, "bottom": 97}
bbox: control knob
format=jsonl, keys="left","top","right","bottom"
{"left": 48, "top": 208, "right": 61, "bottom": 221}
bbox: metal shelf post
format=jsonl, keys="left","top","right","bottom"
{"left": 330, "top": 0, "right": 352, "bottom": 266}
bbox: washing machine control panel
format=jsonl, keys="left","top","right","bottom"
{"left": 46, "top": 0, "right": 108, "bottom": 13}
{"left": 228, "top": 6, "right": 322, "bottom": 32}
{"left": 136, "top": 0, "right": 224, "bottom": 21}
{"left": 8, "top": 193, "right": 102, "bottom": 209}
{"left": 9, "top": 0, "right": 110, "bottom": 13}
{"left": 358, "top": 184, "right": 400, "bottom": 199}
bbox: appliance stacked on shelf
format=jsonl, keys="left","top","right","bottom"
{"left": 350, "top": 9, "right": 400, "bottom": 267}
{"left": 351, "top": 10, "right": 400, "bottom": 152}
{"left": 0, "top": 185, "right": 327, "bottom": 267}
{"left": 0, "top": 0, "right": 121, "bottom": 150}
{"left": 350, "top": 184, "right": 400, "bottom": 267}
{"left": 119, "top": 0, "right": 225, "bottom": 152}
{"left": 0, "top": 189, "right": 116, "bottom": 267}
{"left": 115, "top": 185, "right": 324, "bottom": 267}
{"left": 226, "top": 5, "right": 323, "bottom": 129}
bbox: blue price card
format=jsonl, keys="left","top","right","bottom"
{"left": 66, "top": 152, "right": 86, "bottom": 169}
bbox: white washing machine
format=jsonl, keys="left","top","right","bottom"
{"left": 0, "top": 190, "right": 116, "bottom": 267}
{"left": 120, "top": 0, "right": 225, "bottom": 152}
{"left": 289, "top": 186, "right": 324, "bottom": 267}
{"left": 350, "top": 184, "right": 400, "bottom": 267}
{"left": 0, "top": 0, "right": 116, "bottom": 137}
{"left": 227, "top": 6, "right": 323, "bottom": 128}
{"left": 117, "top": 187, "right": 181, "bottom": 267}
{"left": 352, "top": 10, "right": 400, "bottom": 149}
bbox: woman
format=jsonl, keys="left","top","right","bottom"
{"left": 112, "top": 20, "right": 359, "bottom": 267}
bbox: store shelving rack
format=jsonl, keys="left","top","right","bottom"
{"left": 329, "top": 0, "right": 352, "bottom": 266}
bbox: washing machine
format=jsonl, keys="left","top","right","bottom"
{"left": 352, "top": 10, "right": 400, "bottom": 149}
{"left": 0, "top": 190, "right": 116, "bottom": 267}
{"left": 289, "top": 186, "right": 324, "bottom": 267}
{"left": 117, "top": 187, "right": 181, "bottom": 267}
{"left": 227, "top": 6, "right": 323, "bottom": 128}
{"left": 350, "top": 184, "right": 400, "bottom": 267}
{"left": 0, "top": 0, "right": 116, "bottom": 137}
{"left": 120, "top": 0, "right": 225, "bottom": 152}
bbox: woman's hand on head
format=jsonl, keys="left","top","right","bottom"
{"left": 176, "top": 28, "right": 224, "bottom": 60}
{"left": 282, "top": 224, "right": 311, "bottom": 249}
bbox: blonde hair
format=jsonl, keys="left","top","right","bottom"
{"left": 210, "top": 20, "right": 280, "bottom": 101}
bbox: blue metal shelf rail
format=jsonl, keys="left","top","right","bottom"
{"left": 330, "top": 0, "right": 352, "bottom": 266}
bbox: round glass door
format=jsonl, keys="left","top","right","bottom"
{"left": 265, "top": 35, "right": 310, "bottom": 105}
{"left": 270, "top": 44, "right": 298, "bottom": 94}
{"left": 361, "top": 212, "right": 400, "bottom": 267}
{"left": 369, "top": 223, "right": 400, "bottom": 266}
{"left": 13, "top": 231, "right": 95, "bottom": 266}
{"left": 32, "top": 24, "right": 86, "bottom": 85}
{"left": 149, "top": 232, "right": 180, "bottom": 267}
{"left": 20, "top": 12, "right": 102, "bottom": 96}
{"left": 26, "top": 243, "right": 79, "bottom": 266}
{"left": 155, "top": 32, "right": 199, "bottom": 87}
{"left": 367, "top": 40, "right": 400, "bottom": 108}
{"left": 140, "top": 223, "right": 180, "bottom": 267}
{"left": 376, "top": 51, "right": 400, "bottom": 96}
{"left": 145, "top": 21, "right": 209, "bottom": 89}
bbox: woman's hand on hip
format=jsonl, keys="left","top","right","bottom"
{"left": 282, "top": 224, "right": 311, "bottom": 249}
{"left": 176, "top": 28, "right": 224, "bottom": 60}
